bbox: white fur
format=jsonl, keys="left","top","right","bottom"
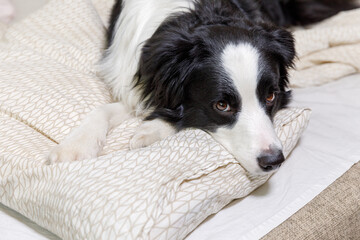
{"left": 211, "top": 43, "right": 282, "bottom": 174}
{"left": 130, "top": 119, "right": 176, "bottom": 149}
{"left": 48, "top": 103, "right": 175, "bottom": 163}
{"left": 47, "top": 103, "right": 132, "bottom": 164}
{"left": 100, "top": 0, "right": 195, "bottom": 113}
{"left": 49, "top": 0, "right": 193, "bottom": 163}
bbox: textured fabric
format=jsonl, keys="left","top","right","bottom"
{"left": 91, "top": 0, "right": 115, "bottom": 26}
{"left": 0, "top": 0, "right": 310, "bottom": 239}
{"left": 262, "top": 162, "right": 360, "bottom": 240}
{"left": 289, "top": 8, "right": 360, "bottom": 87}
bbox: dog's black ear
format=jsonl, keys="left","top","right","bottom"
{"left": 145, "top": 105, "right": 184, "bottom": 127}
{"left": 257, "top": 27, "right": 295, "bottom": 90}
{"left": 135, "top": 20, "right": 209, "bottom": 123}
{"left": 135, "top": 23, "right": 201, "bottom": 111}
{"left": 268, "top": 28, "right": 296, "bottom": 69}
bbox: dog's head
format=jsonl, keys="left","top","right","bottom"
{"left": 137, "top": 22, "right": 295, "bottom": 175}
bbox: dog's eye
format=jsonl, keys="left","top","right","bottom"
{"left": 215, "top": 101, "right": 231, "bottom": 112}
{"left": 266, "top": 92, "right": 276, "bottom": 105}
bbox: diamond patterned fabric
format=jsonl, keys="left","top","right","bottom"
{"left": 0, "top": 0, "right": 311, "bottom": 239}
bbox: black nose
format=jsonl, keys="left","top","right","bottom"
{"left": 257, "top": 149, "right": 285, "bottom": 172}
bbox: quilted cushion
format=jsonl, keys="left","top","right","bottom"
{"left": 0, "top": 0, "right": 311, "bottom": 239}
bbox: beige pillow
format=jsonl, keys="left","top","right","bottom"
{"left": 0, "top": 0, "right": 311, "bottom": 239}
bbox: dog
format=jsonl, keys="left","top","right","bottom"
{"left": 48, "top": 0, "right": 357, "bottom": 175}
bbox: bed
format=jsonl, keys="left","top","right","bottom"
{"left": 0, "top": 0, "right": 359, "bottom": 239}
{"left": 1, "top": 73, "right": 359, "bottom": 240}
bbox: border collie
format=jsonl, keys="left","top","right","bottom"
{"left": 48, "top": 0, "right": 357, "bottom": 175}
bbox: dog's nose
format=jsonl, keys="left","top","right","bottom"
{"left": 257, "top": 148, "right": 285, "bottom": 172}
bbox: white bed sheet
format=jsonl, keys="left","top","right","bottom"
{"left": 0, "top": 74, "right": 359, "bottom": 239}
{"left": 0, "top": 203, "right": 59, "bottom": 240}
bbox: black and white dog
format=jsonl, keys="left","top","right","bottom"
{"left": 48, "top": 0, "right": 356, "bottom": 175}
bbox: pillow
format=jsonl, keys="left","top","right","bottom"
{"left": 0, "top": 0, "right": 311, "bottom": 239}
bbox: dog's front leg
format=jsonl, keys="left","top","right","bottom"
{"left": 47, "top": 102, "right": 131, "bottom": 164}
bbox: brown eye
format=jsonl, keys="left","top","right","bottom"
{"left": 215, "top": 101, "right": 231, "bottom": 112}
{"left": 266, "top": 92, "right": 276, "bottom": 104}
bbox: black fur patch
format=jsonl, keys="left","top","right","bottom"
{"left": 106, "top": 0, "right": 357, "bottom": 131}
{"left": 135, "top": 1, "right": 296, "bottom": 131}
{"left": 107, "top": 0, "right": 123, "bottom": 46}
{"left": 258, "top": 0, "right": 358, "bottom": 26}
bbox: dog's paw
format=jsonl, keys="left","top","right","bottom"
{"left": 130, "top": 131, "right": 161, "bottom": 150}
{"left": 46, "top": 140, "right": 100, "bottom": 165}
{"left": 46, "top": 129, "right": 106, "bottom": 165}
{"left": 129, "top": 119, "right": 176, "bottom": 150}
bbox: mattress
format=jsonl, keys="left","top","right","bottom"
{"left": 1, "top": 0, "right": 359, "bottom": 238}
{"left": 1, "top": 74, "right": 359, "bottom": 240}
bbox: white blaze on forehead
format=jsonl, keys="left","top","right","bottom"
{"left": 216, "top": 43, "right": 282, "bottom": 174}
{"left": 221, "top": 43, "right": 260, "bottom": 102}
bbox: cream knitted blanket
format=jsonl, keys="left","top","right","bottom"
{"left": 289, "top": 8, "right": 360, "bottom": 87}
